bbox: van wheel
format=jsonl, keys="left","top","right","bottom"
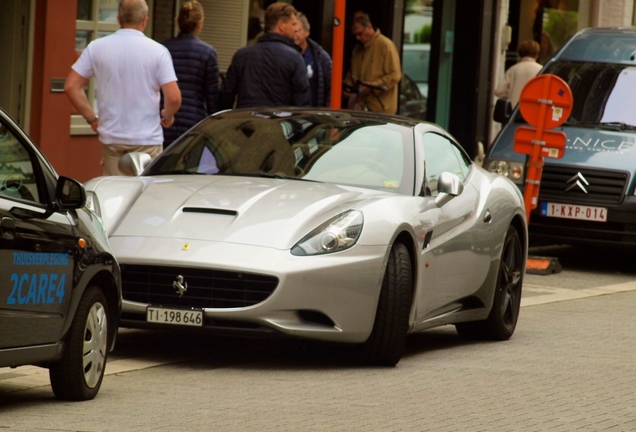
{"left": 49, "top": 286, "right": 109, "bottom": 401}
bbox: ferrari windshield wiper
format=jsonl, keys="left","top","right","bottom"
{"left": 222, "top": 173, "right": 320, "bottom": 182}
{"left": 252, "top": 173, "right": 294, "bottom": 180}
{"left": 150, "top": 170, "right": 208, "bottom": 176}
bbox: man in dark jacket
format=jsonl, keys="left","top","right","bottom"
{"left": 219, "top": 2, "right": 310, "bottom": 109}
{"left": 295, "top": 12, "right": 332, "bottom": 107}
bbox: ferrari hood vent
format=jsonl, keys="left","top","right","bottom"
{"left": 182, "top": 207, "right": 238, "bottom": 216}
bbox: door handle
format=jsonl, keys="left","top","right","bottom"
{"left": 1, "top": 216, "right": 16, "bottom": 240}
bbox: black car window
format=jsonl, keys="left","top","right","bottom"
{"left": 0, "top": 124, "right": 38, "bottom": 202}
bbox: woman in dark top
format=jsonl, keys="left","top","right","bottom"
{"left": 162, "top": 1, "right": 219, "bottom": 148}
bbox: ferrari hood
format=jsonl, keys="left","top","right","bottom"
{"left": 91, "top": 176, "right": 376, "bottom": 249}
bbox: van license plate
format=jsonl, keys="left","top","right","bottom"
{"left": 540, "top": 202, "right": 607, "bottom": 222}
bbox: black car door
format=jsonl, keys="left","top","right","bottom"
{"left": 0, "top": 120, "right": 75, "bottom": 348}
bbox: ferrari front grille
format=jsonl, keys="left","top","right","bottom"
{"left": 120, "top": 264, "right": 278, "bottom": 308}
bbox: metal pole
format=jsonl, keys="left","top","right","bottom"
{"left": 330, "top": 0, "right": 346, "bottom": 108}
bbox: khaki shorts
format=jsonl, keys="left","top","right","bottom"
{"left": 101, "top": 144, "right": 163, "bottom": 176}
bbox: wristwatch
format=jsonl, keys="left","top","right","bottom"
{"left": 87, "top": 115, "right": 99, "bottom": 125}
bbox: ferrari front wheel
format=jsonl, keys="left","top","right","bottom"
{"left": 358, "top": 242, "right": 413, "bottom": 366}
{"left": 456, "top": 225, "right": 523, "bottom": 340}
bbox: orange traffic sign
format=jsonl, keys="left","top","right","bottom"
{"left": 513, "top": 74, "right": 573, "bottom": 221}
{"left": 513, "top": 126, "right": 566, "bottom": 159}
{"left": 519, "top": 74, "right": 573, "bottom": 130}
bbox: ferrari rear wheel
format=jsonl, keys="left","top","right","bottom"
{"left": 358, "top": 242, "right": 413, "bottom": 366}
{"left": 455, "top": 225, "right": 523, "bottom": 340}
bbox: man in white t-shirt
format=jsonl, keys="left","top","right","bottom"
{"left": 65, "top": 0, "right": 181, "bottom": 176}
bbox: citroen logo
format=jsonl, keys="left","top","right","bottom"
{"left": 565, "top": 172, "right": 589, "bottom": 193}
{"left": 172, "top": 275, "right": 188, "bottom": 297}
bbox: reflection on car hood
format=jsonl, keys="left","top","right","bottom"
{"left": 89, "top": 175, "right": 377, "bottom": 249}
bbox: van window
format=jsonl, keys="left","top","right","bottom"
{"left": 557, "top": 32, "right": 636, "bottom": 64}
{"left": 526, "top": 61, "right": 636, "bottom": 128}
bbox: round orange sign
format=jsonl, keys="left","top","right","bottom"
{"left": 518, "top": 74, "right": 573, "bottom": 130}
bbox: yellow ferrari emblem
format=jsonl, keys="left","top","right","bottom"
{"left": 181, "top": 243, "right": 190, "bottom": 251}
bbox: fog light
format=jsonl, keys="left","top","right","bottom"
{"left": 510, "top": 165, "right": 523, "bottom": 180}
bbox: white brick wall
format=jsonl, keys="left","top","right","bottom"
{"left": 599, "top": 0, "right": 635, "bottom": 27}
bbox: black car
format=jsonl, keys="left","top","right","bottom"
{"left": 0, "top": 108, "right": 121, "bottom": 401}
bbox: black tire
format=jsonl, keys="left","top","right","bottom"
{"left": 358, "top": 243, "right": 413, "bottom": 366}
{"left": 456, "top": 225, "right": 523, "bottom": 340}
{"left": 49, "top": 286, "right": 109, "bottom": 401}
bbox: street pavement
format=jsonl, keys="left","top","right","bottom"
{"left": 1, "top": 245, "right": 635, "bottom": 431}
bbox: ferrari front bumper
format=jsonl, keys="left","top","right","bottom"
{"left": 112, "top": 236, "right": 389, "bottom": 343}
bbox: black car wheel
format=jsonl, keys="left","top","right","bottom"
{"left": 358, "top": 242, "right": 412, "bottom": 366}
{"left": 456, "top": 225, "right": 523, "bottom": 340}
{"left": 49, "top": 286, "right": 109, "bottom": 401}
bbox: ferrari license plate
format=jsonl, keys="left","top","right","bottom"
{"left": 540, "top": 202, "right": 607, "bottom": 222}
{"left": 146, "top": 307, "right": 203, "bottom": 327}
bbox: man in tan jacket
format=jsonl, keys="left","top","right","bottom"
{"left": 344, "top": 11, "right": 402, "bottom": 114}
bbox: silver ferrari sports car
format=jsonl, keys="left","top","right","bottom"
{"left": 85, "top": 108, "right": 527, "bottom": 366}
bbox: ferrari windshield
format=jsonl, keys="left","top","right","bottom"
{"left": 519, "top": 61, "right": 636, "bottom": 128}
{"left": 146, "top": 110, "right": 415, "bottom": 194}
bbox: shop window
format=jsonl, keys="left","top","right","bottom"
{"left": 70, "top": 0, "right": 126, "bottom": 135}
{"left": 530, "top": 0, "right": 580, "bottom": 64}
{"left": 400, "top": 1, "right": 433, "bottom": 121}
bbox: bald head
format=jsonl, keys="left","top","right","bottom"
{"left": 118, "top": 0, "right": 149, "bottom": 27}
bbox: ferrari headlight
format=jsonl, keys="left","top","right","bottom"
{"left": 485, "top": 159, "right": 524, "bottom": 185}
{"left": 85, "top": 191, "right": 102, "bottom": 217}
{"left": 291, "top": 210, "right": 363, "bottom": 256}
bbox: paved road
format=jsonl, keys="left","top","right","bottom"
{"left": 1, "top": 245, "right": 635, "bottom": 431}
